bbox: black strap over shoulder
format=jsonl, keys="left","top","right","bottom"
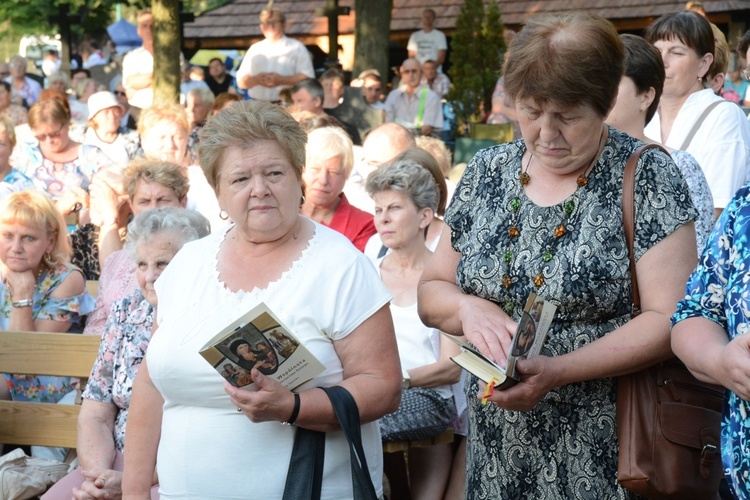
{"left": 282, "top": 386, "right": 379, "bottom": 500}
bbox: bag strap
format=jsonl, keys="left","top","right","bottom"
{"left": 679, "top": 100, "right": 723, "bottom": 151}
{"left": 282, "top": 386, "right": 379, "bottom": 500}
{"left": 622, "top": 143, "right": 670, "bottom": 312}
{"left": 321, "top": 386, "right": 379, "bottom": 500}
{"left": 282, "top": 427, "right": 325, "bottom": 500}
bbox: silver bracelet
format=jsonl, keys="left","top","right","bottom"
{"left": 12, "top": 299, "right": 33, "bottom": 308}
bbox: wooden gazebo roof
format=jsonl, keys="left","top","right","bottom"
{"left": 183, "top": 0, "right": 750, "bottom": 50}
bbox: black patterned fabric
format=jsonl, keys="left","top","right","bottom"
{"left": 70, "top": 223, "right": 100, "bottom": 281}
{"left": 445, "top": 127, "right": 696, "bottom": 499}
{"left": 379, "top": 387, "right": 454, "bottom": 442}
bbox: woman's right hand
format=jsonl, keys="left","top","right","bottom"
{"left": 73, "top": 469, "right": 123, "bottom": 500}
{"left": 458, "top": 295, "right": 517, "bottom": 366}
{"left": 1, "top": 262, "right": 36, "bottom": 301}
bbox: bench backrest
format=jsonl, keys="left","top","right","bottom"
{"left": 0, "top": 331, "right": 100, "bottom": 448}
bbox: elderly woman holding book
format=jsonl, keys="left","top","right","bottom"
{"left": 417, "top": 12, "right": 698, "bottom": 498}
{"left": 123, "top": 100, "right": 401, "bottom": 499}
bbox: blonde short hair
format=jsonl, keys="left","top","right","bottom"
{"left": 0, "top": 191, "right": 71, "bottom": 268}
{"left": 416, "top": 136, "right": 452, "bottom": 176}
{"left": 305, "top": 126, "right": 354, "bottom": 178}
{"left": 123, "top": 159, "right": 190, "bottom": 202}
{"left": 199, "top": 100, "right": 306, "bottom": 190}
{"left": 28, "top": 99, "right": 70, "bottom": 129}
{"left": 0, "top": 114, "right": 17, "bottom": 148}
{"left": 47, "top": 73, "right": 69, "bottom": 90}
{"left": 137, "top": 103, "right": 189, "bottom": 137}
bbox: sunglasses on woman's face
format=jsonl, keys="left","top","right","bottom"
{"left": 113, "top": 90, "right": 127, "bottom": 97}
{"left": 34, "top": 123, "right": 65, "bottom": 142}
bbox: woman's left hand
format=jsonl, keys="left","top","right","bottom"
{"left": 225, "top": 369, "right": 296, "bottom": 423}
{"left": 476, "top": 356, "right": 561, "bottom": 412}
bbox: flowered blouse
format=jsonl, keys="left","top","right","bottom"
{"left": 82, "top": 289, "right": 154, "bottom": 452}
{"left": 11, "top": 142, "right": 111, "bottom": 200}
{"left": 1, "top": 262, "right": 96, "bottom": 403}
{"left": 672, "top": 183, "right": 750, "bottom": 499}
{"left": 670, "top": 150, "right": 715, "bottom": 255}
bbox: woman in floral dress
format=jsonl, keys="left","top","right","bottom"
{"left": 0, "top": 190, "right": 94, "bottom": 403}
{"left": 418, "top": 13, "right": 698, "bottom": 499}
{"left": 45, "top": 208, "right": 209, "bottom": 500}
{"left": 672, "top": 184, "right": 750, "bottom": 497}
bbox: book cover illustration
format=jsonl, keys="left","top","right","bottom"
{"left": 444, "top": 293, "right": 557, "bottom": 389}
{"left": 199, "top": 302, "right": 325, "bottom": 391}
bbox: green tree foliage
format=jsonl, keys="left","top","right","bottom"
{"left": 0, "top": 0, "right": 141, "bottom": 38}
{"left": 447, "top": 0, "right": 505, "bottom": 135}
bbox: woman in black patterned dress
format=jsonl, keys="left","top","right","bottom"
{"left": 417, "top": 12, "right": 698, "bottom": 499}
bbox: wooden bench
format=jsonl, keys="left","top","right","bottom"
{"left": 0, "top": 331, "right": 100, "bottom": 448}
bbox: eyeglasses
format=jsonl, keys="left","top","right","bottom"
{"left": 113, "top": 90, "right": 127, "bottom": 97}
{"left": 34, "top": 123, "right": 65, "bottom": 142}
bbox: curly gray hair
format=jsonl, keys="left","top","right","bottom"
{"left": 126, "top": 207, "right": 211, "bottom": 258}
{"left": 365, "top": 159, "right": 438, "bottom": 212}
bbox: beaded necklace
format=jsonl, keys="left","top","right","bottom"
{"left": 500, "top": 128, "right": 605, "bottom": 313}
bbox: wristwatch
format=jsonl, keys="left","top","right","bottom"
{"left": 12, "top": 299, "right": 33, "bottom": 308}
{"left": 402, "top": 377, "right": 412, "bottom": 390}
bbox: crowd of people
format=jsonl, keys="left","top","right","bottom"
{"left": 2, "top": 1, "right": 750, "bottom": 500}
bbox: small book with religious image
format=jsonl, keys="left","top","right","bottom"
{"left": 443, "top": 293, "right": 557, "bottom": 389}
{"left": 199, "top": 302, "right": 325, "bottom": 391}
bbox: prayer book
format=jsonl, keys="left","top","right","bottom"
{"left": 199, "top": 302, "right": 325, "bottom": 391}
{"left": 443, "top": 293, "right": 557, "bottom": 389}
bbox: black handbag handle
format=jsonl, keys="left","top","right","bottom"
{"left": 282, "top": 386, "right": 379, "bottom": 500}
{"left": 322, "top": 386, "right": 379, "bottom": 500}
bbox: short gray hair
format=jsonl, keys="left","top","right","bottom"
{"left": 126, "top": 207, "right": 211, "bottom": 258}
{"left": 306, "top": 126, "right": 354, "bottom": 178}
{"left": 365, "top": 159, "right": 438, "bottom": 212}
{"left": 188, "top": 86, "right": 215, "bottom": 106}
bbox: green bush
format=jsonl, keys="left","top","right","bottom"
{"left": 447, "top": 0, "right": 505, "bottom": 136}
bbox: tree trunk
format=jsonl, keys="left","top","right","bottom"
{"left": 152, "top": 0, "right": 181, "bottom": 104}
{"left": 353, "top": 0, "right": 392, "bottom": 82}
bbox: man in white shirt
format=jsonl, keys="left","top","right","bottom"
{"left": 407, "top": 9, "right": 447, "bottom": 69}
{"left": 122, "top": 10, "right": 155, "bottom": 112}
{"left": 384, "top": 58, "right": 443, "bottom": 137}
{"left": 236, "top": 7, "right": 315, "bottom": 102}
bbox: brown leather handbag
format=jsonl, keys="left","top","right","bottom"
{"left": 616, "top": 144, "right": 724, "bottom": 499}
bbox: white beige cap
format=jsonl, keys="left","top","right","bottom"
{"left": 87, "top": 91, "right": 125, "bottom": 120}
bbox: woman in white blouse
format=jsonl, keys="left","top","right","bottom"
{"left": 366, "top": 159, "right": 461, "bottom": 500}
{"left": 122, "top": 101, "right": 401, "bottom": 499}
{"left": 644, "top": 11, "right": 750, "bottom": 218}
